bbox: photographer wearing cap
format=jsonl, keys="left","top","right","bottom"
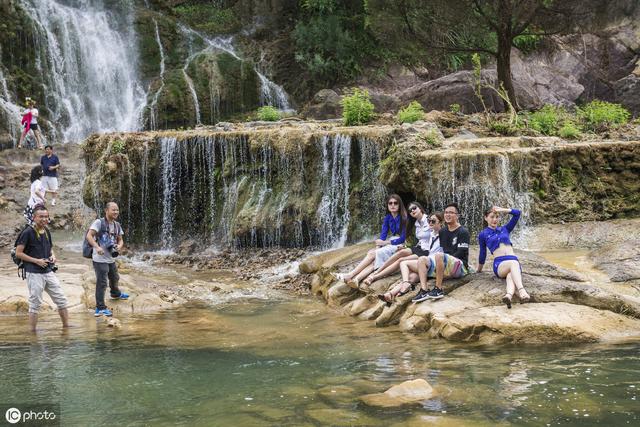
{"left": 15, "top": 204, "right": 69, "bottom": 332}
{"left": 86, "top": 202, "right": 129, "bottom": 317}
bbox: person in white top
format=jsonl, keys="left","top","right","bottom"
{"left": 377, "top": 209, "right": 445, "bottom": 305}
{"left": 18, "top": 98, "right": 43, "bottom": 149}
{"left": 24, "top": 165, "right": 47, "bottom": 225}
{"left": 363, "top": 202, "right": 438, "bottom": 287}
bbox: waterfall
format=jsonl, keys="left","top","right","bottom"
{"left": 424, "top": 152, "right": 532, "bottom": 238}
{"left": 160, "top": 137, "right": 179, "bottom": 248}
{"left": 178, "top": 26, "right": 292, "bottom": 112}
{"left": 18, "top": 0, "right": 146, "bottom": 142}
{"left": 148, "top": 19, "right": 166, "bottom": 131}
{"left": 0, "top": 66, "right": 22, "bottom": 147}
{"left": 139, "top": 142, "right": 150, "bottom": 242}
{"left": 316, "top": 134, "right": 352, "bottom": 248}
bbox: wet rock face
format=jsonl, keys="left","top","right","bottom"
{"left": 303, "top": 243, "right": 640, "bottom": 344}
{"left": 83, "top": 124, "right": 640, "bottom": 249}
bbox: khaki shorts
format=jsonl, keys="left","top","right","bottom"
{"left": 41, "top": 176, "right": 59, "bottom": 192}
{"left": 26, "top": 272, "right": 68, "bottom": 313}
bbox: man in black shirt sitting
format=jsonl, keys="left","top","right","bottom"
{"left": 413, "top": 203, "right": 469, "bottom": 302}
{"left": 15, "top": 205, "right": 69, "bottom": 332}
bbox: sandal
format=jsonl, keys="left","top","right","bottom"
{"left": 396, "top": 281, "right": 415, "bottom": 298}
{"left": 518, "top": 288, "right": 530, "bottom": 303}
{"left": 363, "top": 276, "right": 375, "bottom": 287}
{"left": 346, "top": 278, "right": 360, "bottom": 290}
{"left": 377, "top": 293, "right": 392, "bottom": 307}
{"left": 502, "top": 293, "right": 512, "bottom": 309}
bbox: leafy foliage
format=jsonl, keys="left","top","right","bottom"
{"left": 256, "top": 106, "right": 281, "bottom": 121}
{"left": 173, "top": 2, "right": 239, "bottom": 35}
{"left": 396, "top": 101, "right": 424, "bottom": 123}
{"left": 341, "top": 88, "right": 375, "bottom": 126}
{"left": 112, "top": 139, "right": 125, "bottom": 154}
{"left": 558, "top": 121, "right": 581, "bottom": 139}
{"left": 577, "top": 100, "right": 630, "bottom": 132}
{"left": 529, "top": 104, "right": 565, "bottom": 135}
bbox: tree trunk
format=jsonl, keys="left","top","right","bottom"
{"left": 496, "top": 33, "right": 519, "bottom": 111}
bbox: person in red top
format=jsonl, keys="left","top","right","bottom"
{"left": 18, "top": 98, "right": 43, "bottom": 149}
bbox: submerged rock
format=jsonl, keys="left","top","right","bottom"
{"left": 360, "top": 379, "right": 435, "bottom": 407}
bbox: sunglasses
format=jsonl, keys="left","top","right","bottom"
{"left": 409, "top": 206, "right": 418, "bottom": 212}
{"left": 428, "top": 218, "right": 437, "bottom": 224}
{"left": 388, "top": 201, "right": 399, "bottom": 206}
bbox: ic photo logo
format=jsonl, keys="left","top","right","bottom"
{"left": 5, "top": 408, "right": 20, "bottom": 424}
{"left": 2, "top": 405, "right": 59, "bottom": 426}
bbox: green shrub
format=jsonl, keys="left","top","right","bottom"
{"left": 558, "top": 122, "right": 581, "bottom": 140}
{"left": 256, "top": 106, "right": 281, "bottom": 121}
{"left": 341, "top": 88, "right": 375, "bottom": 125}
{"left": 577, "top": 100, "right": 630, "bottom": 132}
{"left": 396, "top": 101, "right": 424, "bottom": 123}
{"left": 489, "top": 119, "right": 516, "bottom": 135}
{"left": 449, "top": 103, "right": 461, "bottom": 114}
{"left": 529, "top": 104, "right": 564, "bottom": 136}
{"left": 112, "top": 139, "right": 125, "bottom": 154}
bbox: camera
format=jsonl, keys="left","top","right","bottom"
{"left": 47, "top": 259, "right": 58, "bottom": 272}
{"left": 100, "top": 234, "right": 120, "bottom": 258}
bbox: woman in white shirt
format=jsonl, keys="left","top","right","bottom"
{"left": 24, "top": 165, "right": 46, "bottom": 224}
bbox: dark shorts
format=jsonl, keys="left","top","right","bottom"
{"left": 30, "top": 123, "right": 38, "bottom": 131}
{"left": 493, "top": 255, "right": 521, "bottom": 277}
{"left": 410, "top": 245, "right": 430, "bottom": 257}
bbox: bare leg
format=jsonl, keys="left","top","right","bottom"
{"left": 58, "top": 308, "right": 70, "bottom": 328}
{"left": 367, "top": 253, "right": 417, "bottom": 284}
{"left": 373, "top": 248, "right": 412, "bottom": 276}
{"left": 399, "top": 259, "right": 418, "bottom": 283}
{"left": 417, "top": 256, "right": 432, "bottom": 291}
{"left": 434, "top": 253, "right": 445, "bottom": 289}
{"left": 29, "top": 313, "right": 38, "bottom": 333}
{"left": 18, "top": 129, "right": 29, "bottom": 148}
{"left": 344, "top": 249, "right": 376, "bottom": 281}
{"left": 354, "top": 265, "right": 375, "bottom": 284}
{"left": 34, "top": 130, "right": 43, "bottom": 148}
{"left": 499, "top": 260, "right": 528, "bottom": 301}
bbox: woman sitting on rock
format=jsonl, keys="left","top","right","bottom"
{"left": 477, "top": 206, "right": 530, "bottom": 308}
{"left": 377, "top": 211, "right": 444, "bottom": 305}
{"left": 362, "top": 203, "right": 440, "bottom": 287}
{"left": 337, "top": 194, "right": 407, "bottom": 289}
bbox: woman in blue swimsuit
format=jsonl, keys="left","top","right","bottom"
{"left": 476, "top": 206, "right": 530, "bottom": 308}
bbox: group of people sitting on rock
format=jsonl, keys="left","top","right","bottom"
{"left": 336, "top": 194, "right": 530, "bottom": 308}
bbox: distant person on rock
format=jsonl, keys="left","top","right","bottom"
{"left": 24, "top": 165, "right": 47, "bottom": 225}
{"left": 377, "top": 209, "right": 444, "bottom": 305}
{"left": 364, "top": 203, "right": 439, "bottom": 287}
{"left": 18, "top": 98, "right": 43, "bottom": 149}
{"left": 15, "top": 205, "right": 70, "bottom": 333}
{"left": 40, "top": 145, "right": 60, "bottom": 206}
{"left": 335, "top": 194, "right": 407, "bottom": 290}
{"left": 476, "top": 206, "right": 530, "bottom": 308}
{"left": 412, "top": 203, "right": 470, "bottom": 302}
{"left": 85, "top": 202, "right": 129, "bottom": 317}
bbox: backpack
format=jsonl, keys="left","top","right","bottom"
{"left": 11, "top": 225, "right": 52, "bottom": 280}
{"left": 82, "top": 218, "right": 121, "bottom": 259}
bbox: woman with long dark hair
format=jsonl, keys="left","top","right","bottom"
{"left": 477, "top": 206, "right": 530, "bottom": 308}
{"left": 362, "top": 203, "right": 440, "bottom": 287}
{"left": 24, "top": 165, "right": 46, "bottom": 224}
{"left": 337, "top": 194, "right": 407, "bottom": 289}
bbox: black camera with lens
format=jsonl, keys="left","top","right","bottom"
{"left": 47, "top": 259, "right": 58, "bottom": 272}
{"left": 100, "top": 234, "right": 119, "bottom": 258}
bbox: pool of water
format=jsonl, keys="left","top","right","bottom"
{"left": 1, "top": 296, "right": 639, "bottom": 426}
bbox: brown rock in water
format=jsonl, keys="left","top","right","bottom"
{"left": 107, "top": 318, "right": 121, "bottom": 328}
{"left": 177, "top": 239, "right": 197, "bottom": 256}
{"left": 360, "top": 379, "right": 434, "bottom": 407}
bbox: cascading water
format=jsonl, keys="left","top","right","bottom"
{"left": 118, "top": 131, "right": 385, "bottom": 250}
{"left": 17, "top": 0, "right": 147, "bottom": 142}
{"left": 148, "top": 19, "right": 166, "bottom": 131}
{"left": 316, "top": 134, "right": 352, "bottom": 248}
{"left": 0, "top": 66, "right": 21, "bottom": 147}
{"left": 424, "top": 152, "right": 532, "bottom": 239}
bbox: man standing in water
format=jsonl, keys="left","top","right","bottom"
{"left": 412, "top": 203, "right": 470, "bottom": 302}
{"left": 40, "top": 145, "right": 61, "bottom": 206}
{"left": 15, "top": 205, "right": 70, "bottom": 332}
{"left": 86, "top": 202, "right": 129, "bottom": 317}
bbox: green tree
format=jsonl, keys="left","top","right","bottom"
{"left": 369, "top": 0, "right": 600, "bottom": 111}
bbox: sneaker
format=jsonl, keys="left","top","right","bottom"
{"left": 94, "top": 308, "right": 113, "bottom": 317}
{"left": 110, "top": 292, "right": 129, "bottom": 300}
{"left": 412, "top": 289, "right": 431, "bottom": 303}
{"left": 426, "top": 287, "right": 445, "bottom": 300}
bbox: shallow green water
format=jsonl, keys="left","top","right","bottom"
{"left": 1, "top": 297, "right": 639, "bottom": 426}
